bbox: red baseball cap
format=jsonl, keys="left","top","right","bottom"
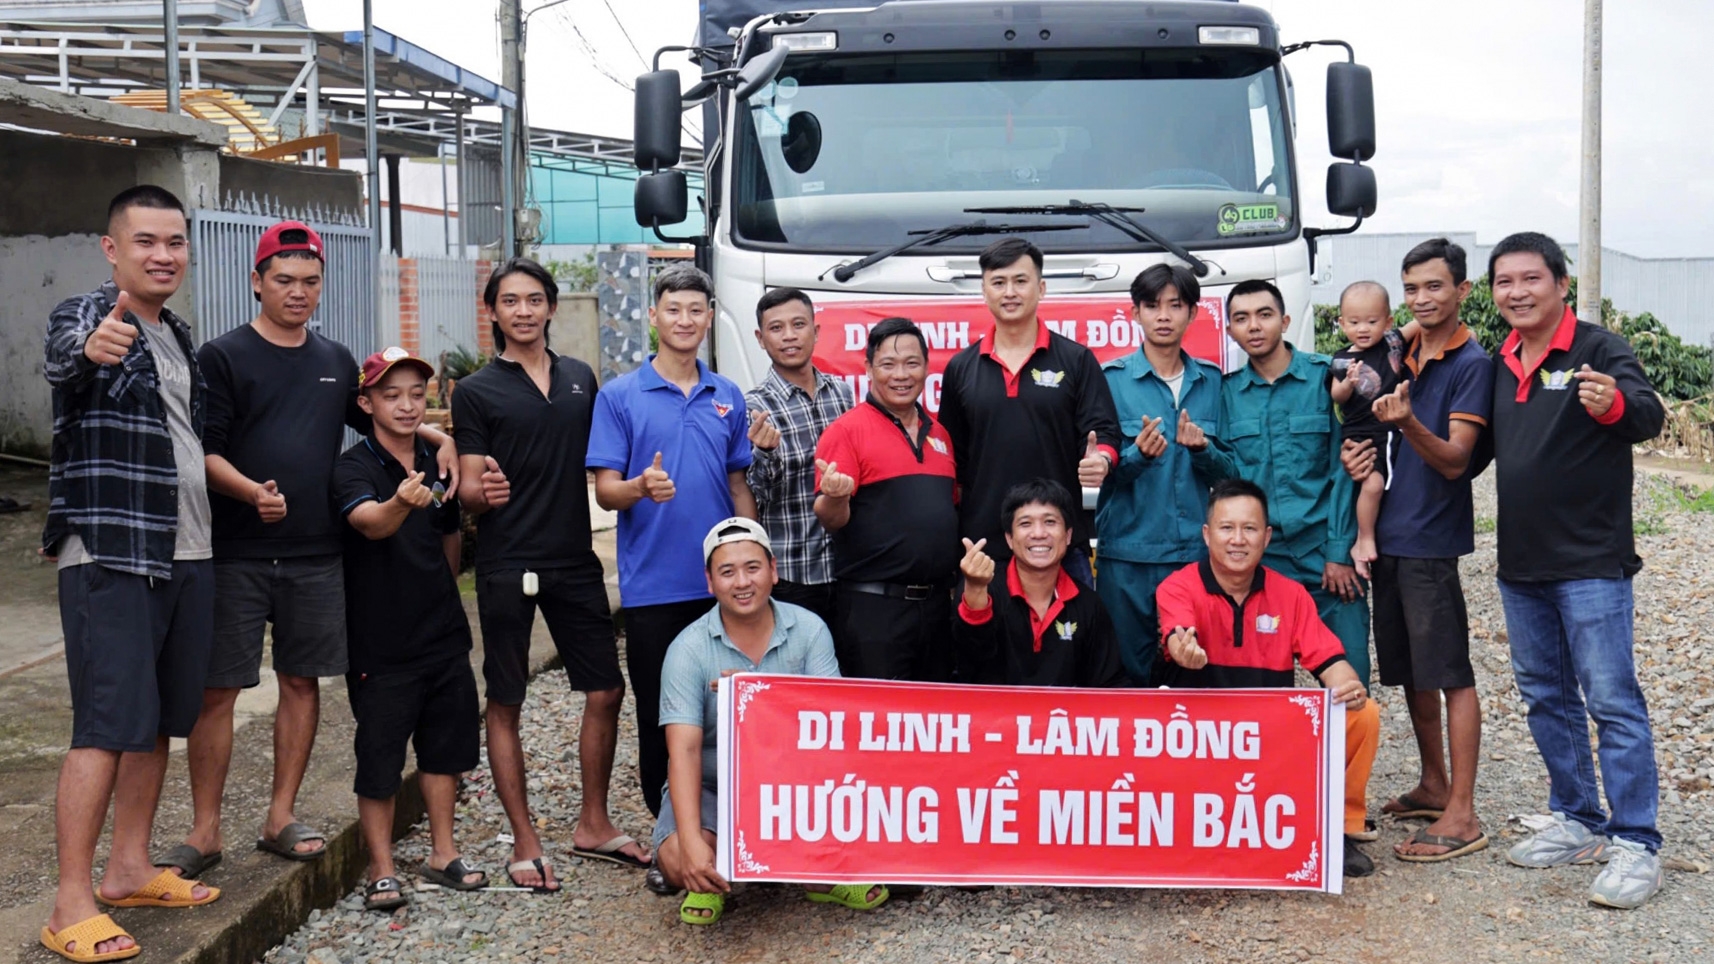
{"left": 359, "top": 346, "right": 435, "bottom": 390}
{"left": 254, "top": 220, "right": 325, "bottom": 268}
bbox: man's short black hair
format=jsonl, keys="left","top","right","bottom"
{"left": 1130, "top": 263, "right": 1200, "bottom": 309}
{"left": 1208, "top": 477, "right": 1269, "bottom": 521}
{"left": 756, "top": 286, "right": 814, "bottom": 326}
{"left": 253, "top": 247, "right": 322, "bottom": 300}
{"left": 1225, "top": 279, "right": 1286, "bottom": 318}
{"left": 978, "top": 237, "right": 1043, "bottom": 275}
{"left": 654, "top": 263, "right": 715, "bottom": 304}
{"left": 865, "top": 317, "right": 928, "bottom": 364}
{"left": 107, "top": 184, "right": 185, "bottom": 231}
{"left": 1401, "top": 237, "right": 1468, "bottom": 286}
{"left": 1000, "top": 478, "right": 1079, "bottom": 533}
{"left": 484, "top": 257, "right": 559, "bottom": 352}
{"left": 1487, "top": 231, "right": 1568, "bottom": 283}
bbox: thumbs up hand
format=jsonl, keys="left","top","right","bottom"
{"left": 816, "top": 459, "right": 854, "bottom": 500}
{"left": 84, "top": 290, "right": 139, "bottom": 365}
{"left": 640, "top": 451, "right": 676, "bottom": 503}
{"left": 254, "top": 479, "right": 288, "bottom": 523}
{"left": 395, "top": 469, "right": 433, "bottom": 510}
{"left": 480, "top": 455, "right": 511, "bottom": 508}
{"left": 1077, "top": 430, "right": 1111, "bottom": 487}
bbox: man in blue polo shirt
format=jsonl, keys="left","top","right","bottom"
{"left": 1343, "top": 238, "right": 1493, "bottom": 863}
{"left": 589, "top": 264, "right": 756, "bottom": 839}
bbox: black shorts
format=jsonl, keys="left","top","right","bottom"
{"left": 207, "top": 555, "right": 348, "bottom": 687}
{"left": 1372, "top": 555, "right": 1474, "bottom": 691}
{"left": 348, "top": 653, "right": 480, "bottom": 800}
{"left": 59, "top": 560, "right": 214, "bottom": 752}
{"left": 476, "top": 566, "right": 620, "bottom": 704}
{"left": 1341, "top": 424, "right": 1399, "bottom": 485}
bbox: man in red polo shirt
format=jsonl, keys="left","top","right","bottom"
{"left": 1156, "top": 478, "right": 1380, "bottom": 877}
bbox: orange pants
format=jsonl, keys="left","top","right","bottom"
{"left": 1344, "top": 700, "right": 1380, "bottom": 835}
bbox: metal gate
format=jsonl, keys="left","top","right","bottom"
{"left": 415, "top": 257, "right": 481, "bottom": 367}
{"left": 189, "top": 207, "right": 376, "bottom": 354}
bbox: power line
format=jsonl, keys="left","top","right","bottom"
{"left": 602, "top": 0, "right": 649, "bottom": 69}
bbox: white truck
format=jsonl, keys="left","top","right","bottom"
{"left": 631, "top": 0, "right": 1376, "bottom": 403}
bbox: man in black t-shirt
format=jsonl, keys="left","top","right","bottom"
{"left": 333, "top": 349, "right": 485, "bottom": 909}
{"left": 453, "top": 258, "right": 648, "bottom": 892}
{"left": 172, "top": 221, "right": 458, "bottom": 877}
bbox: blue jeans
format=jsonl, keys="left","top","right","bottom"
{"left": 1497, "top": 576, "right": 1661, "bottom": 852}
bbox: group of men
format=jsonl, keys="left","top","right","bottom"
{"left": 39, "top": 184, "right": 1666, "bottom": 958}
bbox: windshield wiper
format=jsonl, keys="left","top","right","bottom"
{"left": 826, "top": 220, "right": 1087, "bottom": 283}
{"left": 964, "top": 200, "right": 1211, "bottom": 277}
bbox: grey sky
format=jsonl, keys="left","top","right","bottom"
{"left": 302, "top": 0, "right": 1713, "bottom": 258}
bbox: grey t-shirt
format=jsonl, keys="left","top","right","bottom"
{"left": 59, "top": 318, "right": 212, "bottom": 568}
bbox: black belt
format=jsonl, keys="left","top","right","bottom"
{"left": 841, "top": 580, "right": 947, "bottom": 602}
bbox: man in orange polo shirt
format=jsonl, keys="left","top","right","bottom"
{"left": 1156, "top": 478, "right": 1380, "bottom": 877}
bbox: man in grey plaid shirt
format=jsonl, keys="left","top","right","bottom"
{"left": 743, "top": 287, "right": 853, "bottom": 626}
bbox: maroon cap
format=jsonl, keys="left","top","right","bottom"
{"left": 359, "top": 347, "right": 435, "bottom": 390}
{"left": 254, "top": 220, "right": 325, "bottom": 268}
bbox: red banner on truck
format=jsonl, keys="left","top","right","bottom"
{"left": 810, "top": 296, "right": 1236, "bottom": 413}
{"left": 716, "top": 676, "right": 1344, "bottom": 893}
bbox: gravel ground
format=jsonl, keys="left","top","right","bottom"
{"left": 265, "top": 471, "right": 1713, "bottom": 964}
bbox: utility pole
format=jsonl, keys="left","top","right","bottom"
{"left": 363, "top": 0, "right": 383, "bottom": 336}
{"left": 163, "top": 0, "right": 179, "bottom": 114}
{"left": 1578, "top": 0, "right": 1603, "bottom": 325}
{"left": 499, "top": 0, "right": 524, "bottom": 257}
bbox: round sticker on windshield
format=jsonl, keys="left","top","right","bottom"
{"left": 775, "top": 76, "right": 799, "bottom": 99}
{"left": 1217, "top": 202, "right": 1286, "bottom": 237}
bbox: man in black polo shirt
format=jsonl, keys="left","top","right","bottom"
{"left": 938, "top": 237, "right": 1122, "bottom": 581}
{"left": 453, "top": 258, "right": 646, "bottom": 892}
{"left": 954, "top": 479, "right": 1126, "bottom": 688}
{"left": 333, "top": 349, "right": 484, "bottom": 910}
{"left": 814, "top": 318, "right": 960, "bottom": 680}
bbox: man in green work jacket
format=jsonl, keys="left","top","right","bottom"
{"left": 1096, "top": 264, "right": 1225, "bottom": 685}
{"left": 1198, "top": 279, "right": 1370, "bottom": 685}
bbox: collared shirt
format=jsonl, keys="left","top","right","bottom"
{"left": 587, "top": 356, "right": 753, "bottom": 607}
{"left": 1203, "top": 345, "right": 1354, "bottom": 569}
{"left": 1490, "top": 307, "right": 1665, "bottom": 581}
{"left": 1376, "top": 324, "right": 1493, "bottom": 559}
{"left": 1154, "top": 561, "right": 1347, "bottom": 689}
{"left": 332, "top": 435, "right": 470, "bottom": 676}
{"left": 659, "top": 600, "right": 841, "bottom": 783}
{"left": 452, "top": 350, "right": 601, "bottom": 575}
{"left": 1096, "top": 349, "right": 1224, "bottom": 564}
{"left": 953, "top": 559, "right": 1126, "bottom": 688}
{"left": 815, "top": 397, "right": 960, "bottom": 585}
{"left": 938, "top": 320, "right": 1122, "bottom": 561}
{"left": 744, "top": 368, "right": 853, "bottom": 585}
{"left": 42, "top": 281, "right": 209, "bottom": 579}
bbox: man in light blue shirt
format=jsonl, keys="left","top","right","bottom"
{"left": 652, "top": 518, "right": 889, "bottom": 924}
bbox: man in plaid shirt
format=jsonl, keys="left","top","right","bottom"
{"left": 743, "top": 288, "right": 852, "bottom": 626}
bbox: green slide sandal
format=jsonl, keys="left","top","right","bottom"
{"left": 807, "top": 883, "right": 890, "bottom": 911}
{"left": 679, "top": 891, "right": 725, "bottom": 925}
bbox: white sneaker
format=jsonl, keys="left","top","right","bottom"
{"left": 1506, "top": 812, "right": 1610, "bottom": 868}
{"left": 1589, "top": 839, "right": 1663, "bottom": 909}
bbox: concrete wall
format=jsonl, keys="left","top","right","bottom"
{"left": 0, "top": 129, "right": 143, "bottom": 237}
{"left": 0, "top": 234, "right": 109, "bottom": 458}
{"left": 219, "top": 153, "right": 362, "bottom": 218}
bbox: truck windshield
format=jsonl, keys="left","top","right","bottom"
{"left": 732, "top": 46, "right": 1294, "bottom": 252}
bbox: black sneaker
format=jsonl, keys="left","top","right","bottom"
{"left": 1344, "top": 836, "right": 1375, "bottom": 877}
{"left": 644, "top": 865, "right": 679, "bottom": 896}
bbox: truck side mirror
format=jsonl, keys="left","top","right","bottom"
{"left": 1326, "top": 162, "right": 1377, "bottom": 219}
{"left": 635, "top": 170, "right": 689, "bottom": 227}
{"left": 1325, "top": 61, "right": 1375, "bottom": 162}
{"left": 634, "top": 70, "right": 683, "bottom": 170}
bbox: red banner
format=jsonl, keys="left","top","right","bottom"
{"left": 716, "top": 676, "right": 1344, "bottom": 892}
{"left": 811, "top": 296, "right": 1235, "bottom": 412}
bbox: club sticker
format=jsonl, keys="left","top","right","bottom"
{"left": 1217, "top": 202, "right": 1287, "bottom": 236}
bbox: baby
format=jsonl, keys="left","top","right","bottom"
{"left": 1329, "top": 282, "right": 1407, "bottom": 578}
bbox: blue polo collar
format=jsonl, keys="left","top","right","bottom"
{"left": 637, "top": 354, "right": 717, "bottom": 396}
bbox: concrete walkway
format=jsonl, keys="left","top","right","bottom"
{"left": 0, "top": 463, "right": 623, "bottom": 964}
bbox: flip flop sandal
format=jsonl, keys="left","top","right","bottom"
{"left": 0, "top": 497, "right": 31, "bottom": 514}
{"left": 1349, "top": 819, "right": 1380, "bottom": 843}
{"left": 257, "top": 821, "right": 327, "bottom": 861}
{"left": 806, "top": 882, "right": 890, "bottom": 911}
{"left": 506, "top": 857, "right": 561, "bottom": 894}
{"left": 571, "top": 833, "right": 651, "bottom": 869}
{"left": 40, "top": 913, "right": 140, "bottom": 962}
{"left": 418, "top": 857, "right": 487, "bottom": 891}
{"left": 364, "top": 876, "right": 408, "bottom": 912}
{"left": 154, "top": 844, "right": 223, "bottom": 879}
{"left": 1381, "top": 792, "right": 1446, "bottom": 820}
{"left": 97, "top": 868, "right": 220, "bottom": 908}
{"left": 679, "top": 891, "right": 725, "bottom": 925}
{"left": 1394, "top": 829, "right": 1491, "bottom": 863}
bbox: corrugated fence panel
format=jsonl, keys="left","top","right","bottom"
{"left": 379, "top": 257, "right": 402, "bottom": 349}
{"left": 416, "top": 256, "right": 481, "bottom": 371}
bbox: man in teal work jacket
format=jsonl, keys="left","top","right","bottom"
{"left": 1096, "top": 264, "right": 1225, "bottom": 685}
{"left": 1198, "top": 279, "right": 1370, "bottom": 684}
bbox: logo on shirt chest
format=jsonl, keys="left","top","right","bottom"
{"left": 1255, "top": 613, "right": 1281, "bottom": 634}
{"left": 1054, "top": 620, "right": 1077, "bottom": 641}
{"left": 1540, "top": 369, "right": 1575, "bottom": 390}
{"left": 712, "top": 400, "right": 733, "bottom": 418}
{"left": 927, "top": 435, "right": 948, "bottom": 456}
{"left": 1030, "top": 369, "right": 1066, "bottom": 388}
